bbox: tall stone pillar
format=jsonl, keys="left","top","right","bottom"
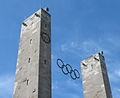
{"left": 81, "top": 52, "right": 112, "bottom": 98}
{"left": 13, "top": 8, "right": 51, "bottom": 98}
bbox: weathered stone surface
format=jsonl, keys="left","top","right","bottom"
{"left": 13, "top": 8, "right": 51, "bottom": 98}
{"left": 81, "top": 53, "right": 112, "bottom": 98}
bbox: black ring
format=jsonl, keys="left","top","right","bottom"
{"left": 74, "top": 69, "right": 80, "bottom": 79}
{"left": 41, "top": 32, "right": 50, "bottom": 44}
{"left": 70, "top": 70, "right": 77, "bottom": 80}
{"left": 61, "top": 64, "right": 69, "bottom": 75}
{"left": 66, "top": 64, "right": 72, "bottom": 73}
{"left": 57, "top": 59, "right": 64, "bottom": 68}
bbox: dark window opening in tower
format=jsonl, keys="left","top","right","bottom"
{"left": 26, "top": 79, "right": 29, "bottom": 85}
{"left": 44, "top": 60, "right": 47, "bottom": 64}
{"left": 30, "top": 39, "right": 32, "bottom": 44}
{"left": 28, "top": 58, "right": 31, "bottom": 63}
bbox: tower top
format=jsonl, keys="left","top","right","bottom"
{"left": 81, "top": 51, "right": 105, "bottom": 64}
{"left": 22, "top": 8, "right": 51, "bottom": 24}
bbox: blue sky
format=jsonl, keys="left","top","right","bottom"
{"left": 0, "top": 0, "right": 120, "bottom": 98}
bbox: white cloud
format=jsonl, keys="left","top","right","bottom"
{"left": 107, "top": 61, "right": 120, "bottom": 83}
{"left": 52, "top": 79, "right": 82, "bottom": 98}
{"left": 60, "top": 40, "right": 110, "bottom": 56}
{"left": 115, "top": 70, "right": 120, "bottom": 77}
{"left": 0, "top": 74, "right": 14, "bottom": 98}
{"left": 61, "top": 44, "right": 68, "bottom": 51}
{"left": 52, "top": 81, "right": 59, "bottom": 90}
{"left": 112, "top": 87, "right": 120, "bottom": 98}
{"left": 109, "top": 73, "right": 119, "bottom": 83}
{"left": 107, "top": 37, "right": 120, "bottom": 48}
{"left": 109, "top": 68, "right": 120, "bottom": 83}
{"left": 66, "top": 79, "right": 79, "bottom": 88}
{"left": 70, "top": 42, "right": 78, "bottom": 48}
{"left": 70, "top": 94, "right": 80, "bottom": 98}
{"left": 61, "top": 41, "right": 78, "bottom": 52}
{"left": 81, "top": 40, "right": 110, "bottom": 54}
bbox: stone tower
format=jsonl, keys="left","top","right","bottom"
{"left": 81, "top": 52, "right": 112, "bottom": 98}
{"left": 13, "top": 8, "right": 51, "bottom": 98}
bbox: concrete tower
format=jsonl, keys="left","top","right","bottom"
{"left": 81, "top": 52, "right": 112, "bottom": 98}
{"left": 13, "top": 8, "right": 51, "bottom": 98}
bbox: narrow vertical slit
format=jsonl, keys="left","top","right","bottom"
{"left": 27, "top": 79, "right": 29, "bottom": 86}
{"left": 44, "top": 60, "right": 47, "bottom": 64}
{"left": 28, "top": 58, "right": 31, "bottom": 63}
{"left": 30, "top": 39, "right": 32, "bottom": 44}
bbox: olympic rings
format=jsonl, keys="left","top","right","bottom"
{"left": 41, "top": 32, "right": 51, "bottom": 44}
{"left": 57, "top": 58, "right": 80, "bottom": 80}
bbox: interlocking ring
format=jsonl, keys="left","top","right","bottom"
{"left": 41, "top": 32, "right": 51, "bottom": 44}
{"left": 57, "top": 58, "right": 80, "bottom": 80}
